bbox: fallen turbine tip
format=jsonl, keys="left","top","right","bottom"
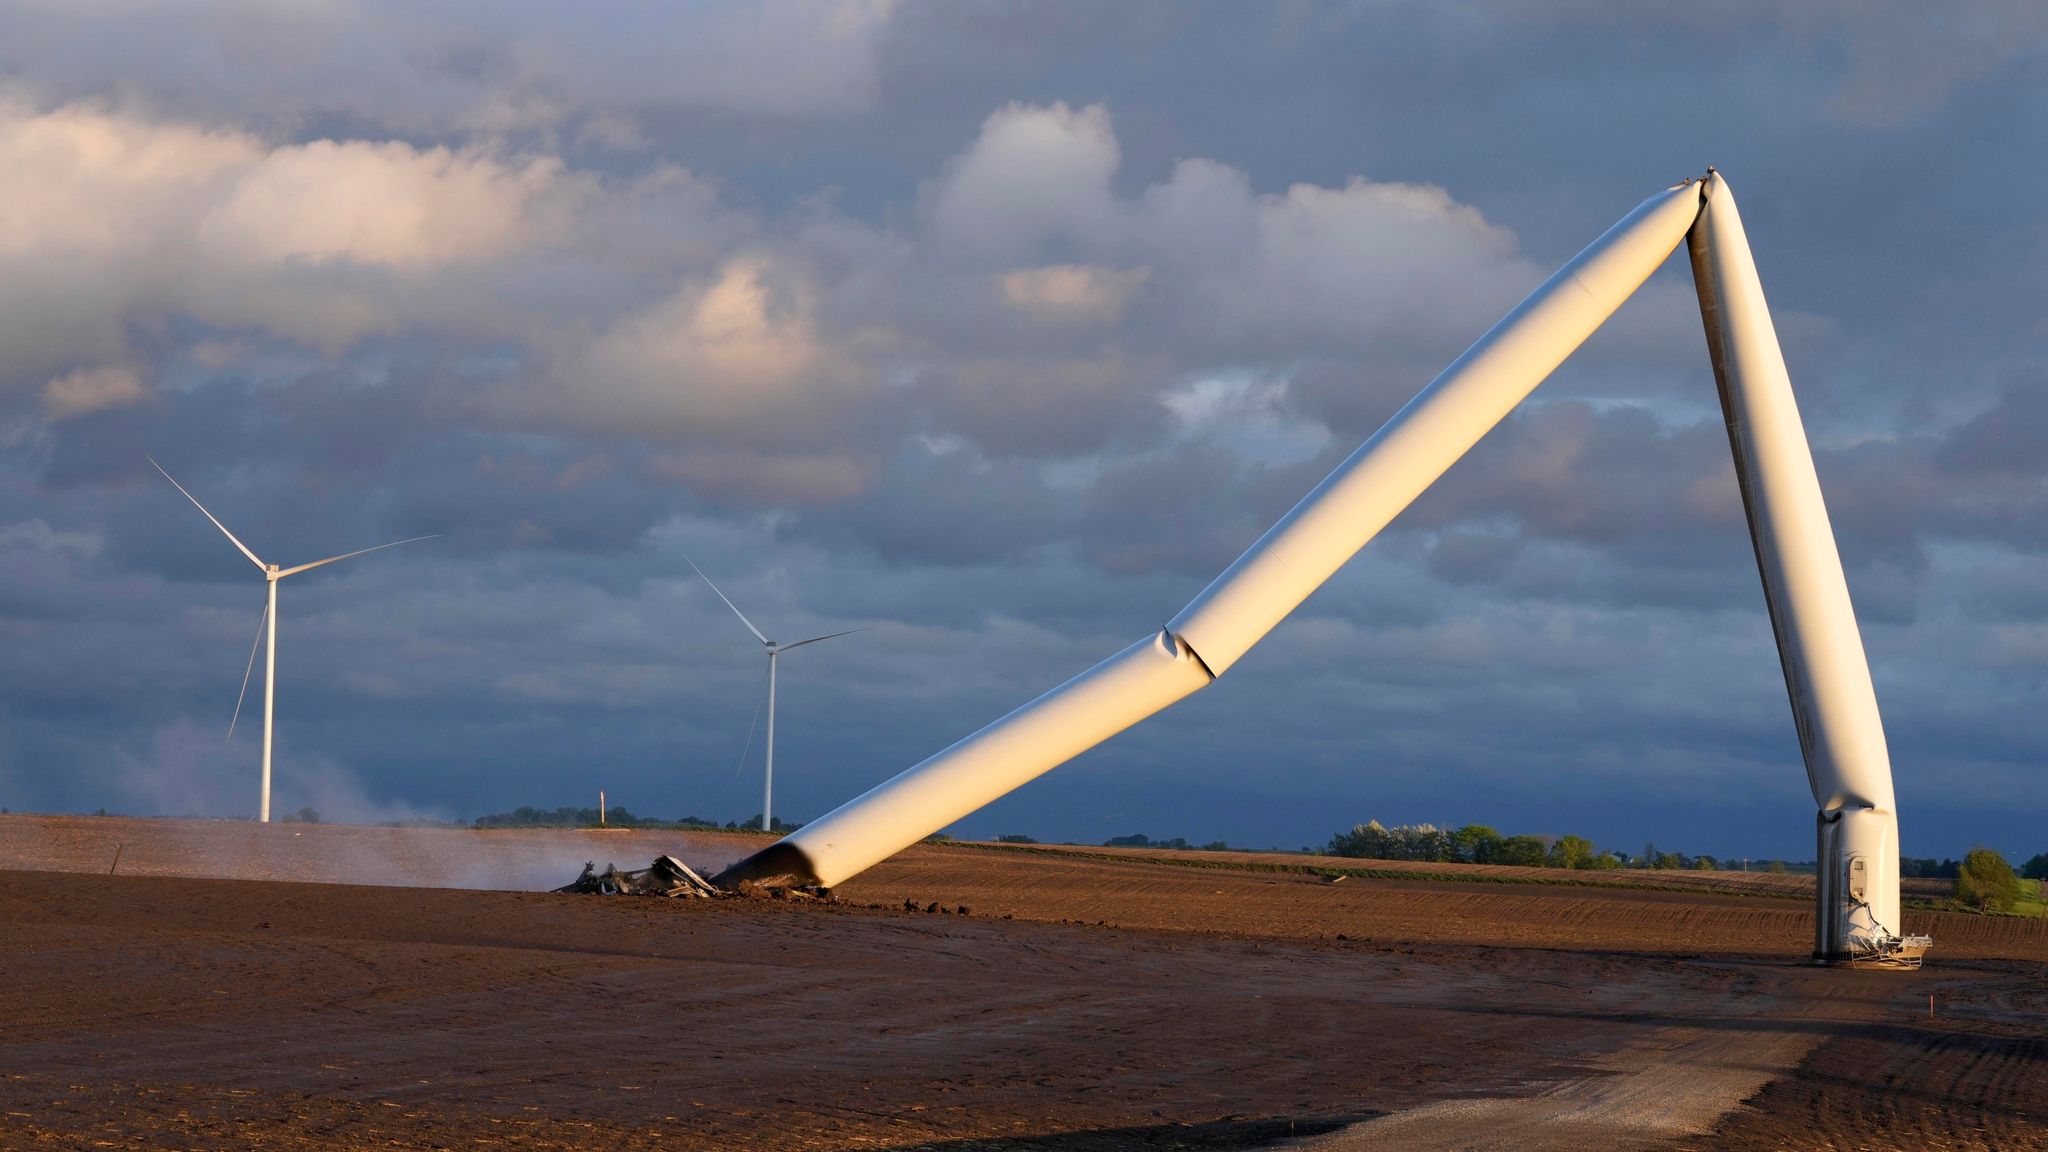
{"left": 710, "top": 838, "right": 823, "bottom": 889}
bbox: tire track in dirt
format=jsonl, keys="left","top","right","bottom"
{"left": 1279, "top": 961, "right": 2048, "bottom": 1152}
{"left": 1685, "top": 963, "right": 2048, "bottom": 1151}
{"left": 1289, "top": 1027, "right": 1821, "bottom": 1151}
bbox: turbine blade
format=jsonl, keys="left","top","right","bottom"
{"left": 777, "top": 625, "right": 873, "bottom": 652}
{"left": 228, "top": 598, "right": 268, "bottom": 740}
{"left": 681, "top": 552, "right": 769, "bottom": 645}
{"left": 147, "top": 455, "right": 265, "bottom": 570}
{"left": 273, "top": 534, "right": 438, "bottom": 579}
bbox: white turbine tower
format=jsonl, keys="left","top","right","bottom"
{"left": 683, "top": 555, "right": 867, "bottom": 832}
{"left": 149, "top": 456, "right": 436, "bottom": 823}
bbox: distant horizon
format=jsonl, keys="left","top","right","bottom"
{"left": 7, "top": 805, "right": 2025, "bottom": 870}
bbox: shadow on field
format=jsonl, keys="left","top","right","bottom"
{"left": 888, "top": 1114, "right": 1372, "bottom": 1150}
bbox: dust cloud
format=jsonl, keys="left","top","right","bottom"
{"left": 0, "top": 813, "right": 755, "bottom": 892}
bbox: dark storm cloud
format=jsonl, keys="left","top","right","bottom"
{"left": 0, "top": 2, "right": 2041, "bottom": 861}
{"left": 1937, "top": 380, "right": 2048, "bottom": 480}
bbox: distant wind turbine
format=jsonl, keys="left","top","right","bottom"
{"left": 149, "top": 456, "right": 436, "bottom": 822}
{"left": 684, "top": 554, "right": 869, "bottom": 832}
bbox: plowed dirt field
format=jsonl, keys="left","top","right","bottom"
{"left": 1, "top": 815, "right": 2042, "bottom": 1150}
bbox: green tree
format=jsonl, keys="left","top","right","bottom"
{"left": 1498, "top": 835, "right": 1549, "bottom": 866}
{"left": 1329, "top": 821, "right": 1394, "bottom": 859}
{"left": 1693, "top": 856, "right": 1717, "bottom": 871}
{"left": 1767, "top": 859, "right": 1788, "bottom": 874}
{"left": 1956, "top": 848, "right": 2021, "bottom": 912}
{"left": 1455, "top": 825, "right": 1504, "bottom": 865}
{"left": 1546, "top": 835, "right": 1596, "bottom": 870}
{"left": 2021, "top": 853, "right": 2048, "bottom": 882}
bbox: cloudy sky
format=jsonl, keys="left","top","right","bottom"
{"left": 1, "top": 1, "right": 2043, "bottom": 860}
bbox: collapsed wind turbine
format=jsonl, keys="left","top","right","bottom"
{"left": 149, "top": 456, "right": 435, "bottom": 822}
{"left": 683, "top": 555, "right": 868, "bottom": 832}
{"left": 713, "top": 172, "right": 1929, "bottom": 969}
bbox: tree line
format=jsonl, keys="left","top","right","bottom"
{"left": 1328, "top": 821, "right": 2045, "bottom": 915}
{"left": 471, "top": 805, "right": 800, "bottom": 832}
{"left": 1324, "top": 820, "right": 1765, "bottom": 871}
{"left": 1954, "top": 848, "right": 2042, "bottom": 914}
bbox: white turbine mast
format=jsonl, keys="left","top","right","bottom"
{"left": 149, "top": 456, "right": 436, "bottom": 823}
{"left": 712, "top": 171, "right": 1929, "bottom": 970}
{"left": 683, "top": 554, "right": 869, "bottom": 832}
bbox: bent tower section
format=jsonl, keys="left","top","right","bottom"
{"left": 714, "top": 181, "right": 1704, "bottom": 890}
{"left": 1689, "top": 173, "right": 1905, "bottom": 961}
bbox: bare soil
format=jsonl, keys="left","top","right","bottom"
{"left": 0, "top": 814, "right": 2042, "bottom": 1150}
{"left": 986, "top": 841, "right": 1961, "bottom": 902}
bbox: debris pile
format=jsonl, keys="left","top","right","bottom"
{"left": 554, "top": 855, "right": 842, "bottom": 900}
{"left": 1842, "top": 931, "right": 1934, "bottom": 970}
{"left": 554, "top": 855, "right": 722, "bottom": 898}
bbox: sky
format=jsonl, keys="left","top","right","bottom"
{"left": 0, "top": 1, "right": 2043, "bottom": 861}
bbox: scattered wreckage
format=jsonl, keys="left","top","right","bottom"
{"left": 554, "top": 855, "right": 831, "bottom": 901}
{"left": 554, "top": 856, "right": 723, "bottom": 898}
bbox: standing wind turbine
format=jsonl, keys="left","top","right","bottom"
{"left": 149, "top": 456, "right": 436, "bottom": 822}
{"left": 683, "top": 554, "right": 868, "bottom": 832}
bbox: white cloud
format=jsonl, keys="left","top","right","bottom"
{"left": 898, "top": 103, "right": 1606, "bottom": 457}
{"left": 930, "top": 101, "right": 1124, "bottom": 264}
{"left": 0, "top": 93, "right": 1626, "bottom": 473}
{"left": 1139, "top": 163, "right": 1536, "bottom": 362}
{"left": 0, "top": 518, "right": 103, "bottom": 559}
{"left": 1161, "top": 373, "right": 1332, "bottom": 466}
{"left": 0, "top": 99, "right": 257, "bottom": 256}
{"left": 199, "top": 139, "right": 578, "bottom": 270}
{"left": 1000, "top": 263, "right": 1150, "bottom": 324}
{"left": 0, "top": 100, "right": 661, "bottom": 381}
{"left": 41, "top": 365, "right": 148, "bottom": 419}
{"left": 551, "top": 256, "right": 834, "bottom": 435}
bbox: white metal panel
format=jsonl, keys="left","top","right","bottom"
{"left": 779, "top": 629, "right": 1213, "bottom": 889}
{"left": 1688, "top": 176, "right": 1896, "bottom": 815}
{"left": 1169, "top": 181, "right": 1705, "bottom": 674}
{"left": 1833, "top": 806, "right": 1903, "bottom": 956}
